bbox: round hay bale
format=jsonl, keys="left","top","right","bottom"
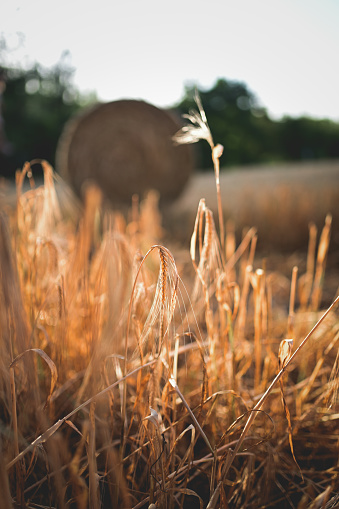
{"left": 56, "top": 99, "right": 193, "bottom": 203}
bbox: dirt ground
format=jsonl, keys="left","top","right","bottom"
{"left": 165, "top": 159, "right": 339, "bottom": 251}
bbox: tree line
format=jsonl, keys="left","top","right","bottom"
{"left": 0, "top": 62, "right": 338, "bottom": 177}
{"left": 175, "top": 80, "right": 339, "bottom": 169}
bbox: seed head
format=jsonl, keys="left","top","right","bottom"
{"left": 173, "top": 90, "right": 214, "bottom": 148}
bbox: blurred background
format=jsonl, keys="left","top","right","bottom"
{"left": 1, "top": 0, "right": 339, "bottom": 177}
{"left": 2, "top": 65, "right": 339, "bottom": 177}
{"left": 1, "top": 0, "right": 339, "bottom": 257}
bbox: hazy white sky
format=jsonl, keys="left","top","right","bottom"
{"left": 2, "top": 0, "right": 339, "bottom": 121}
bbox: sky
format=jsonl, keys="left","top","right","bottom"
{"left": 2, "top": 0, "right": 339, "bottom": 121}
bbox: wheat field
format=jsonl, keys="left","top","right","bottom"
{"left": 0, "top": 98, "right": 338, "bottom": 508}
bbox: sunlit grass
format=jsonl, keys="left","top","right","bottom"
{"left": 0, "top": 97, "right": 338, "bottom": 508}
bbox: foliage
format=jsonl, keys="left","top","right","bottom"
{"left": 1, "top": 59, "right": 339, "bottom": 179}
{"left": 174, "top": 79, "right": 339, "bottom": 169}
{"left": 279, "top": 115, "right": 339, "bottom": 160}
{"left": 0, "top": 58, "right": 96, "bottom": 177}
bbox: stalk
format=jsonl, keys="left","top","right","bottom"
{"left": 207, "top": 295, "right": 339, "bottom": 509}
{"left": 212, "top": 144, "right": 225, "bottom": 257}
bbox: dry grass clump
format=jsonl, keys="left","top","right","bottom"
{"left": 0, "top": 98, "right": 338, "bottom": 509}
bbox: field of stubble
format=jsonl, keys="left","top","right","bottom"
{"left": 0, "top": 157, "right": 338, "bottom": 508}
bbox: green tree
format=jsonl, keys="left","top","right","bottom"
{"left": 278, "top": 116, "right": 339, "bottom": 161}
{"left": 174, "top": 79, "right": 278, "bottom": 169}
{"left": 174, "top": 79, "right": 339, "bottom": 169}
{"left": 0, "top": 54, "right": 96, "bottom": 177}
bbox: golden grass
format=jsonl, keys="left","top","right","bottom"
{"left": 0, "top": 101, "right": 338, "bottom": 508}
